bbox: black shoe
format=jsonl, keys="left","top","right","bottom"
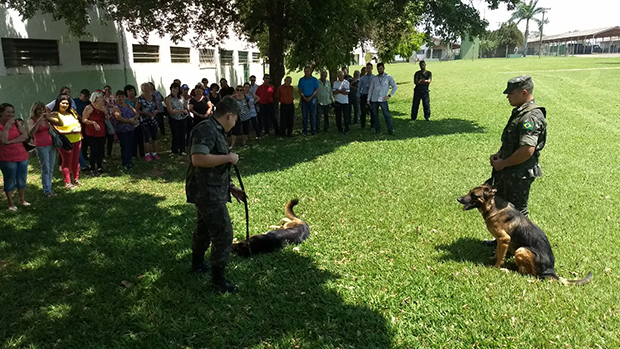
{"left": 191, "top": 261, "right": 211, "bottom": 274}
{"left": 483, "top": 239, "right": 497, "bottom": 247}
{"left": 90, "top": 171, "right": 100, "bottom": 177}
{"left": 388, "top": 130, "right": 394, "bottom": 135}
{"left": 425, "top": 119, "right": 430, "bottom": 122}
{"left": 212, "top": 278, "right": 239, "bottom": 294}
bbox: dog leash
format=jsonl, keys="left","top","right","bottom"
{"left": 234, "top": 165, "right": 250, "bottom": 243}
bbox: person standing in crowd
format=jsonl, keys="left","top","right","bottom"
{"left": 411, "top": 60, "right": 432, "bottom": 121}
{"left": 49, "top": 95, "right": 83, "bottom": 189}
{"left": 332, "top": 71, "right": 351, "bottom": 134}
{"left": 124, "top": 85, "right": 145, "bottom": 159}
{"left": 82, "top": 91, "right": 111, "bottom": 176}
{"left": 186, "top": 97, "right": 246, "bottom": 294}
{"left": 189, "top": 84, "right": 212, "bottom": 128}
{"left": 219, "top": 78, "right": 235, "bottom": 98}
{"left": 276, "top": 76, "right": 295, "bottom": 137}
{"left": 230, "top": 85, "right": 252, "bottom": 148}
{"left": 201, "top": 78, "right": 211, "bottom": 95}
{"left": 342, "top": 67, "right": 352, "bottom": 82}
{"left": 149, "top": 82, "right": 167, "bottom": 136}
{"left": 27, "top": 102, "right": 56, "bottom": 197}
{"left": 0, "top": 103, "right": 30, "bottom": 211}
{"left": 208, "top": 83, "right": 222, "bottom": 110}
{"left": 136, "top": 83, "right": 162, "bottom": 162}
{"left": 256, "top": 75, "right": 280, "bottom": 136}
{"left": 112, "top": 90, "right": 139, "bottom": 170}
{"left": 165, "top": 82, "right": 189, "bottom": 156}
{"left": 316, "top": 71, "right": 333, "bottom": 132}
{"left": 297, "top": 67, "right": 319, "bottom": 136}
{"left": 103, "top": 85, "right": 117, "bottom": 159}
{"left": 357, "top": 63, "right": 375, "bottom": 130}
{"left": 367, "top": 63, "right": 397, "bottom": 135}
{"left": 249, "top": 75, "right": 259, "bottom": 95}
{"left": 350, "top": 70, "right": 361, "bottom": 124}
{"left": 73, "top": 89, "right": 91, "bottom": 171}
{"left": 47, "top": 86, "right": 77, "bottom": 111}
{"left": 173, "top": 79, "right": 182, "bottom": 86}
{"left": 243, "top": 82, "right": 261, "bottom": 139}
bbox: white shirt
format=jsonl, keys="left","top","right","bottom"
{"left": 332, "top": 79, "right": 350, "bottom": 104}
{"left": 368, "top": 73, "right": 397, "bottom": 103}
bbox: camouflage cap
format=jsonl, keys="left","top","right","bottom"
{"left": 503, "top": 76, "right": 533, "bottom": 94}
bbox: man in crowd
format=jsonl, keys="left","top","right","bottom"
{"left": 256, "top": 75, "right": 280, "bottom": 136}
{"left": 332, "top": 71, "right": 351, "bottom": 134}
{"left": 411, "top": 60, "right": 432, "bottom": 121}
{"left": 357, "top": 63, "right": 375, "bottom": 130}
{"left": 367, "top": 63, "right": 397, "bottom": 135}
{"left": 316, "top": 71, "right": 333, "bottom": 133}
{"left": 298, "top": 66, "right": 319, "bottom": 136}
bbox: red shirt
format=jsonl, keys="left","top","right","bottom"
{"left": 85, "top": 107, "right": 107, "bottom": 138}
{"left": 33, "top": 120, "right": 53, "bottom": 147}
{"left": 275, "top": 85, "right": 294, "bottom": 104}
{"left": 256, "top": 84, "right": 275, "bottom": 105}
{"left": 0, "top": 123, "right": 29, "bottom": 162}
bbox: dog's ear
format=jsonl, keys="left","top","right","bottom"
{"left": 482, "top": 186, "right": 497, "bottom": 198}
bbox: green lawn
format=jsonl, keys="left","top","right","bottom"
{"left": 2, "top": 56, "right": 620, "bottom": 348}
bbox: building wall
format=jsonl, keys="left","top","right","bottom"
{"left": 460, "top": 37, "right": 480, "bottom": 60}
{"left": 0, "top": 6, "right": 263, "bottom": 119}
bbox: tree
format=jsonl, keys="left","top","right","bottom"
{"left": 509, "top": 0, "right": 545, "bottom": 56}
{"left": 496, "top": 22, "right": 524, "bottom": 56}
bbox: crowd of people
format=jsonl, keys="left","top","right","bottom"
{"left": 0, "top": 62, "right": 411, "bottom": 211}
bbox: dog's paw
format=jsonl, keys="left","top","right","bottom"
{"left": 268, "top": 225, "right": 281, "bottom": 230}
{"left": 489, "top": 255, "right": 497, "bottom": 261}
{"left": 499, "top": 268, "right": 510, "bottom": 273}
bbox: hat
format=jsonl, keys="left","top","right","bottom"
{"left": 181, "top": 84, "right": 189, "bottom": 90}
{"left": 503, "top": 76, "right": 533, "bottom": 94}
{"left": 80, "top": 89, "right": 91, "bottom": 96}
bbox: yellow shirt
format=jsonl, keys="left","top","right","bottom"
{"left": 56, "top": 111, "right": 82, "bottom": 143}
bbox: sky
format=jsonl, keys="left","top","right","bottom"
{"left": 472, "top": 0, "right": 620, "bottom": 35}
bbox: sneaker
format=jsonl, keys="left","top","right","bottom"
{"left": 73, "top": 179, "right": 82, "bottom": 187}
{"left": 145, "top": 154, "right": 152, "bottom": 162}
{"left": 64, "top": 183, "right": 76, "bottom": 190}
{"left": 8, "top": 206, "right": 17, "bottom": 212}
{"left": 180, "top": 152, "right": 187, "bottom": 156}
{"left": 152, "top": 154, "right": 160, "bottom": 160}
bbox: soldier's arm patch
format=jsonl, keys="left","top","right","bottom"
{"left": 522, "top": 122, "right": 533, "bottom": 130}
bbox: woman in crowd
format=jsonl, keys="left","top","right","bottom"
{"left": 0, "top": 103, "right": 30, "bottom": 211}
{"left": 82, "top": 91, "right": 111, "bottom": 175}
{"left": 165, "top": 82, "right": 189, "bottom": 155}
{"left": 189, "top": 83, "right": 212, "bottom": 127}
{"left": 27, "top": 101, "right": 56, "bottom": 197}
{"left": 103, "top": 85, "right": 117, "bottom": 159}
{"left": 48, "top": 95, "right": 82, "bottom": 189}
{"left": 229, "top": 85, "right": 252, "bottom": 148}
{"left": 208, "top": 83, "right": 221, "bottom": 110}
{"left": 243, "top": 82, "right": 261, "bottom": 139}
{"left": 350, "top": 70, "right": 361, "bottom": 124}
{"left": 136, "top": 83, "right": 161, "bottom": 162}
{"left": 124, "top": 84, "right": 145, "bottom": 159}
{"left": 180, "top": 84, "right": 193, "bottom": 146}
{"left": 149, "top": 82, "right": 167, "bottom": 136}
{"left": 112, "top": 90, "right": 139, "bottom": 170}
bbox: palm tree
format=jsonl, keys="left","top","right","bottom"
{"left": 509, "top": 0, "right": 545, "bottom": 56}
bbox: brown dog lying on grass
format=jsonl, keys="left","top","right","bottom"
{"left": 232, "top": 199, "right": 310, "bottom": 257}
{"left": 457, "top": 184, "right": 592, "bottom": 285}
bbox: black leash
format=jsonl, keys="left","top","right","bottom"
{"left": 234, "top": 165, "right": 250, "bottom": 242}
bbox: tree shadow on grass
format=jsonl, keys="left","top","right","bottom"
{"left": 0, "top": 188, "right": 390, "bottom": 348}
{"left": 435, "top": 237, "right": 494, "bottom": 266}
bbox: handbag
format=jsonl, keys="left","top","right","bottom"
{"left": 104, "top": 119, "right": 115, "bottom": 135}
{"left": 49, "top": 125, "right": 73, "bottom": 151}
{"left": 23, "top": 138, "right": 36, "bottom": 152}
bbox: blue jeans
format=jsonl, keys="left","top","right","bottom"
{"left": 0, "top": 159, "right": 29, "bottom": 192}
{"left": 117, "top": 131, "right": 135, "bottom": 167}
{"left": 79, "top": 152, "right": 86, "bottom": 169}
{"left": 36, "top": 146, "right": 56, "bottom": 194}
{"left": 371, "top": 101, "right": 394, "bottom": 133}
{"left": 301, "top": 99, "right": 317, "bottom": 134}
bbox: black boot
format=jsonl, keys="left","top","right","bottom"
{"left": 211, "top": 266, "right": 238, "bottom": 294}
{"left": 191, "top": 261, "right": 211, "bottom": 274}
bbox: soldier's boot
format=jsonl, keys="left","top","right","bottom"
{"left": 191, "top": 252, "right": 211, "bottom": 274}
{"left": 211, "top": 266, "right": 238, "bottom": 294}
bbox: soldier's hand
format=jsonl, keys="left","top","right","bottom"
{"left": 231, "top": 187, "right": 247, "bottom": 203}
{"left": 489, "top": 153, "right": 499, "bottom": 164}
{"left": 491, "top": 158, "right": 506, "bottom": 171}
{"left": 228, "top": 153, "right": 239, "bottom": 165}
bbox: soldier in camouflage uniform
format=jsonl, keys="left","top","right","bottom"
{"left": 488, "top": 75, "right": 547, "bottom": 217}
{"left": 186, "top": 97, "right": 246, "bottom": 294}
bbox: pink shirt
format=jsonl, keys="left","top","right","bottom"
{"left": 33, "top": 120, "right": 53, "bottom": 147}
{"left": 85, "top": 108, "right": 107, "bottom": 138}
{"left": 0, "top": 123, "right": 29, "bottom": 162}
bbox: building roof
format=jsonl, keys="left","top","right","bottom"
{"left": 532, "top": 26, "right": 620, "bottom": 43}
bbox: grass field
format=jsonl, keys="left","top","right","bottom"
{"left": 2, "top": 56, "right": 620, "bottom": 348}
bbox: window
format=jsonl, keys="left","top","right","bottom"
{"left": 1, "top": 38, "right": 60, "bottom": 68}
{"left": 171, "top": 46, "right": 191, "bottom": 63}
{"left": 79, "top": 41, "right": 119, "bottom": 65}
{"left": 199, "top": 48, "right": 216, "bottom": 66}
{"left": 417, "top": 50, "right": 425, "bottom": 54}
{"left": 252, "top": 52, "right": 260, "bottom": 63}
{"left": 132, "top": 45, "right": 159, "bottom": 63}
{"left": 238, "top": 51, "right": 249, "bottom": 64}
{"left": 220, "top": 49, "right": 233, "bottom": 65}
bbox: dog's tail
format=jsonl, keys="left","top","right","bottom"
{"left": 549, "top": 272, "right": 593, "bottom": 286}
{"left": 285, "top": 199, "right": 301, "bottom": 220}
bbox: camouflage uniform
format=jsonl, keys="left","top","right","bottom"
{"left": 491, "top": 76, "right": 547, "bottom": 217}
{"left": 186, "top": 117, "right": 234, "bottom": 271}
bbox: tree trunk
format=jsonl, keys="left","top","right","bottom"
{"left": 523, "top": 19, "right": 530, "bottom": 57}
{"left": 268, "top": 0, "right": 285, "bottom": 90}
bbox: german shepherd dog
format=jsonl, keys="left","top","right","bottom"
{"left": 457, "top": 184, "right": 592, "bottom": 285}
{"left": 232, "top": 199, "right": 310, "bottom": 257}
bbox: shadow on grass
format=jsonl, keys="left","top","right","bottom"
{"left": 595, "top": 61, "right": 620, "bottom": 65}
{"left": 435, "top": 237, "right": 493, "bottom": 265}
{"left": 0, "top": 188, "right": 390, "bottom": 348}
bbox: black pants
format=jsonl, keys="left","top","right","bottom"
{"left": 132, "top": 124, "right": 145, "bottom": 158}
{"left": 86, "top": 136, "right": 105, "bottom": 170}
{"left": 412, "top": 90, "right": 431, "bottom": 120}
{"left": 279, "top": 103, "right": 294, "bottom": 136}
{"left": 250, "top": 117, "right": 261, "bottom": 138}
{"left": 104, "top": 133, "right": 114, "bottom": 158}
{"left": 81, "top": 130, "right": 90, "bottom": 159}
{"left": 317, "top": 105, "right": 330, "bottom": 131}
{"left": 259, "top": 103, "right": 280, "bottom": 135}
{"left": 157, "top": 112, "right": 166, "bottom": 136}
{"left": 186, "top": 117, "right": 194, "bottom": 147}
{"left": 170, "top": 117, "right": 188, "bottom": 154}
{"left": 360, "top": 94, "right": 374, "bottom": 129}
{"left": 334, "top": 102, "right": 351, "bottom": 133}
{"left": 493, "top": 170, "right": 535, "bottom": 217}
{"left": 192, "top": 204, "right": 233, "bottom": 269}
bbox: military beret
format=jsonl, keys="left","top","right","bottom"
{"left": 503, "top": 76, "right": 533, "bottom": 94}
